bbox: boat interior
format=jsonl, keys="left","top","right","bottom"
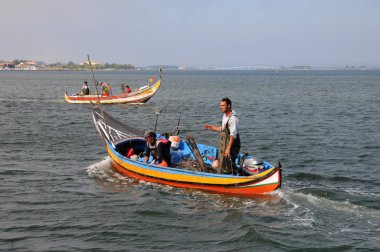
{"left": 113, "top": 137, "right": 273, "bottom": 176}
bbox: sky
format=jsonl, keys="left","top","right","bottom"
{"left": 1, "top": 0, "right": 379, "bottom": 68}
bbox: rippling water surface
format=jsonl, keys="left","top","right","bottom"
{"left": 1, "top": 70, "right": 379, "bottom": 251}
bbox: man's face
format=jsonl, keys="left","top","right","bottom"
{"left": 219, "top": 101, "right": 229, "bottom": 113}
{"left": 145, "top": 135, "right": 154, "bottom": 144}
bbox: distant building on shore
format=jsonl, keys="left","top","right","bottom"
{"left": 16, "top": 61, "right": 37, "bottom": 70}
{"left": 80, "top": 60, "right": 100, "bottom": 66}
{"left": 0, "top": 61, "right": 38, "bottom": 70}
{"left": 0, "top": 61, "right": 15, "bottom": 70}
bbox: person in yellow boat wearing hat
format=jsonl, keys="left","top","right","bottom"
{"left": 143, "top": 131, "right": 172, "bottom": 167}
{"left": 204, "top": 97, "right": 241, "bottom": 164}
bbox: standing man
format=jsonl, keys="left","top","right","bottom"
{"left": 204, "top": 97, "right": 241, "bottom": 171}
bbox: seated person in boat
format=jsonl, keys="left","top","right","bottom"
{"left": 204, "top": 97, "right": 241, "bottom": 172}
{"left": 143, "top": 131, "right": 172, "bottom": 167}
{"left": 100, "top": 82, "right": 111, "bottom": 96}
{"left": 80, "top": 81, "right": 90, "bottom": 96}
{"left": 125, "top": 85, "right": 131, "bottom": 94}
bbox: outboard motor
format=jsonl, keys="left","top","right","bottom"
{"left": 242, "top": 157, "right": 265, "bottom": 175}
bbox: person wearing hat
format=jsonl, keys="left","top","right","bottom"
{"left": 143, "top": 131, "right": 172, "bottom": 167}
{"left": 80, "top": 81, "right": 90, "bottom": 96}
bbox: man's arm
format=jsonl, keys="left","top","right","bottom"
{"left": 143, "top": 148, "right": 150, "bottom": 163}
{"left": 204, "top": 124, "right": 221, "bottom": 132}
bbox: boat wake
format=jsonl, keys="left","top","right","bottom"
{"left": 86, "top": 156, "right": 181, "bottom": 192}
{"left": 86, "top": 156, "right": 131, "bottom": 183}
{"left": 282, "top": 187, "right": 380, "bottom": 222}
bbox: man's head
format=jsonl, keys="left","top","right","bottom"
{"left": 144, "top": 131, "right": 156, "bottom": 144}
{"left": 84, "top": 81, "right": 88, "bottom": 85}
{"left": 219, "top": 97, "right": 232, "bottom": 114}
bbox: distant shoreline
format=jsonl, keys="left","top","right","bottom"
{"left": 1, "top": 68, "right": 380, "bottom": 72}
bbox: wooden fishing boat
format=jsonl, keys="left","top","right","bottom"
{"left": 64, "top": 79, "right": 161, "bottom": 104}
{"left": 92, "top": 107, "right": 282, "bottom": 196}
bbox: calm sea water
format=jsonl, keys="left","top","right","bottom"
{"left": 0, "top": 70, "right": 379, "bottom": 251}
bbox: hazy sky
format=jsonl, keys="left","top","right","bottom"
{"left": 1, "top": 0, "right": 379, "bottom": 67}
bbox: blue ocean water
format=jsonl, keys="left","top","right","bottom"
{"left": 0, "top": 70, "right": 379, "bottom": 251}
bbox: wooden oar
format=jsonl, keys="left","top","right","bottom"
{"left": 186, "top": 134, "right": 207, "bottom": 172}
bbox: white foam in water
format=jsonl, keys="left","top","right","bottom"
{"left": 344, "top": 187, "right": 379, "bottom": 198}
{"left": 86, "top": 156, "right": 112, "bottom": 177}
{"left": 285, "top": 188, "right": 380, "bottom": 221}
{"left": 86, "top": 158, "right": 182, "bottom": 192}
{"left": 276, "top": 188, "right": 316, "bottom": 227}
{"left": 86, "top": 156, "right": 130, "bottom": 183}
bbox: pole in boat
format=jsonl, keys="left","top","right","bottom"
{"left": 154, "top": 108, "right": 162, "bottom": 133}
{"left": 172, "top": 102, "right": 184, "bottom": 136}
{"left": 153, "top": 101, "right": 168, "bottom": 133}
{"left": 87, "top": 55, "right": 114, "bottom": 143}
{"left": 151, "top": 67, "right": 165, "bottom": 134}
{"left": 87, "top": 54, "right": 102, "bottom": 105}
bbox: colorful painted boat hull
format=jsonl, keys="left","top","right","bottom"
{"left": 64, "top": 79, "right": 161, "bottom": 104}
